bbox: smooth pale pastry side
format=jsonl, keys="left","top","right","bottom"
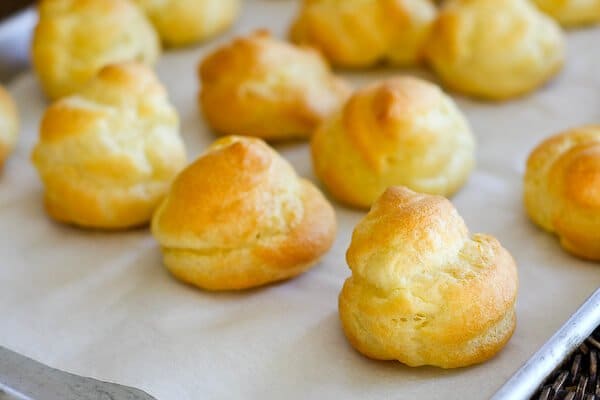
{"left": 32, "top": 0, "right": 160, "bottom": 100}
{"left": 199, "top": 30, "right": 351, "bottom": 141}
{"left": 133, "top": 0, "right": 240, "bottom": 47}
{"left": 524, "top": 126, "right": 600, "bottom": 260}
{"left": 339, "top": 186, "right": 518, "bottom": 368}
{"left": 533, "top": 0, "right": 600, "bottom": 26}
{"left": 31, "top": 63, "right": 187, "bottom": 229}
{"left": 289, "top": 0, "right": 437, "bottom": 68}
{"left": 311, "top": 76, "right": 475, "bottom": 209}
{"left": 425, "top": 0, "right": 565, "bottom": 100}
{"left": 0, "top": 86, "right": 18, "bottom": 169}
{"left": 151, "top": 136, "right": 337, "bottom": 291}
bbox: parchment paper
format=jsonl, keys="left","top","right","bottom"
{"left": 1, "top": 1, "right": 600, "bottom": 399}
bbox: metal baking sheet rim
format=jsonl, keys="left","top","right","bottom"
{"left": 493, "top": 289, "right": 600, "bottom": 399}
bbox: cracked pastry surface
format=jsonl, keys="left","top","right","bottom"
{"left": 525, "top": 126, "right": 600, "bottom": 260}
{"left": 533, "top": 0, "right": 600, "bottom": 26}
{"left": 339, "top": 186, "right": 518, "bottom": 368}
{"left": 289, "top": 0, "right": 437, "bottom": 68}
{"left": 198, "top": 30, "right": 351, "bottom": 141}
{"left": 425, "top": 0, "right": 565, "bottom": 100}
{"left": 0, "top": 85, "right": 18, "bottom": 169}
{"left": 31, "top": 63, "right": 187, "bottom": 229}
{"left": 32, "top": 0, "right": 160, "bottom": 100}
{"left": 311, "top": 76, "right": 475, "bottom": 209}
{"left": 151, "top": 136, "right": 337, "bottom": 291}
{"left": 133, "top": 0, "right": 240, "bottom": 47}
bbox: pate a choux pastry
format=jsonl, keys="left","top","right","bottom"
{"left": 289, "top": 0, "right": 437, "bottom": 68}
{"left": 32, "top": 0, "right": 160, "bottom": 100}
{"left": 524, "top": 126, "right": 600, "bottom": 260}
{"left": 0, "top": 86, "right": 18, "bottom": 169}
{"left": 533, "top": 0, "right": 600, "bottom": 27}
{"left": 151, "top": 136, "right": 337, "bottom": 291}
{"left": 31, "top": 63, "right": 187, "bottom": 229}
{"left": 199, "top": 30, "right": 351, "bottom": 141}
{"left": 133, "top": 0, "right": 240, "bottom": 47}
{"left": 339, "top": 186, "right": 518, "bottom": 368}
{"left": 311, "top": 76, "right": 475, "bottom": 209}
{"left": 425, "top": 0, "right": 565, "bottom": 100}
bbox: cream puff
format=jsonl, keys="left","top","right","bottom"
{"left": 311, "top": 76, "right": 475, "bottom": 208}
{"left": 31, "top": 62, "right": 187, "bottom": 229}
{"left": 199, "top": 30, "right": 351, "bottom": 141}
{"left": 151, "top": 136, "right": 337, "bottom": 290}
{"left": 133, "top": 0, "right": 240, "bottom": 47}
{"left": 524, "top": 126, "right": 600, "bottom": 260}
{"left": 289, "top": 0, "right": 437, "bottom": 68}
{"left": 339, "top": 186, "right": 518, "bottom": 368}
{"left": 425, "top": 0, "right": 565, "bottom": 100}
{"left": 32, "top": 0, "right": 160, "bottom": 99}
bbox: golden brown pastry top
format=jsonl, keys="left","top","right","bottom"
{"left": 348, "top": 186, "right": 467, "bottom": 291}
{"left": 340, "top": 77, "right": 463, "bottom": 172}
{"left": 339, "top": 186, "right": 518, "bottom": 367}
{"left": 39, "top": 62, "right": 174, "bottom": 142}
{"left": 200, "top": 31, "right": 322, "bottom": 88}
{"left": 0, "top": 85, "right": 19, "bottom": 167}
{"left": 133, "top": 0, "right": 240, "bottom": 47}
{"left": 32, "top": 0, "right": 160, "bottom": 99}
{"left": 290, "top": 0, "right": 437, "bottom": 68}
{"left": 311, "top": 76, "right": 475, "bottom": 207}
{"left": 199, "top": 30, "right": 350, "bottom": 140}
{"left": 524, "top": 126, "right": 600, "bottom": 260}
{"left": 154, "top": 136, "right": 308, "bottom": 249}
{"left": 425, "top": 0, "right": 565, "bottom": 100}
{"left": 347, "top": 187, "right": 516, "bottom": 295}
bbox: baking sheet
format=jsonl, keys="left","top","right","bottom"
{"left": 1, "top": 1, "right": 600, "bottom": 399}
